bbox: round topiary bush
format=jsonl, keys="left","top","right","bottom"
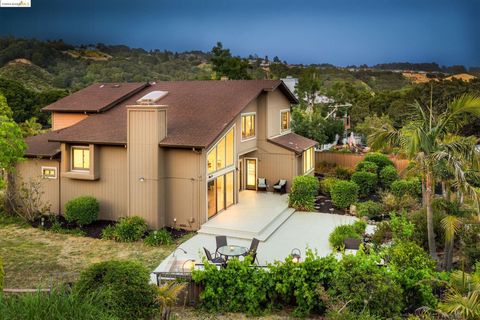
{"left": 356, "top": 200, "right": 383, "bottom": 218}
{"left": 351, "top": 171, "right": 378, "bottom": 197}
{"left": 391, "top": 178, "right": 421, "bottom": 198}
{"left": 289, "top": 175, "right": 320, "bottom": 211}
{"left": 113, "top": 216, "right": 148, "bottom": 242}
{"left": 64, "top": 196, "right": 99, "bottom": 226}
{"left": 364, "top": 152, "right": 394, "bottom": 171}
{"left": 379, "top": 165, "right": 399, "bottom": 189}
{"left": 355, "top": 161, "right": 378, "bottom": 174}
{"left": 74, "top": 260, "right": 158, "bottom": 319}
{"left": 330, "top": 180, "right": 359, "bottom": 209}
{"left": 319, "top": 177, "right": 339, "bottom": 196}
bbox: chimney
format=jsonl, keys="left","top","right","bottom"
{"left": 126, "top": 91, "right": 168, "bottom": 228}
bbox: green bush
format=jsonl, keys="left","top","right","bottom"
{"left": 110, "top": 216, "right": 148, "bottom": 242}
{"left": 319, "top": 177, "right": 339, "bottom": 196}
{"left": 410, "top": 209, "right": 445, "bottom": 250}
{"left": 371, "top": 221, "right": 392, "bottom": 246}
{"left": 351, "top": 171, "right": 377, "bottom": 197}
{"left": 391, "top": 178, "right": 421, "bottom": 198}
{"left": 379, "top": 165, "right": 399, "bottom": 188}
{"left": 328, "top": 221, "right": 366, "bottom": 250}
{"left": 74, "top": 260, "right": 157, "bottom": 319}
{"left": 457, "top": 220, "right": 480, "bottom": 269}
{"left": 330, "top": 180, "right": 359, "bottom": 209}
{"left": 334, "top": 166, "right": 353, "bottom": 180}
{"left": 64, "top": 196, "right": 99, "bottom": 226}
{"left": 101, "top": 224, "right": 116, "bottom": 240}
{"left": 332, "top": 251, "right": 404, "bottom": 317}
{"left": 288, "top": 175, "right": 319, "bottom": 211}
{"left": 356, "top": 200, "right": 383, "bottom": 218}
{"left": 144, "top": 229, "right": 173, "bottom": 246}
{"left": 363, "top": 152, "right": 394, "bottom": 171}
{"left": 355, "top": 161, "right": 378, "bottom": 174}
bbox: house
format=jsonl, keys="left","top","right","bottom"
{"left": 17, "top": 80, "right": 317, "bottom": 230}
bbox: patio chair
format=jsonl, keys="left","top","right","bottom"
{"left": 257, "top": 178, "right": 268, "bottom": 191}
{"left": 203, "top": 247, "right": 226, "bottom": 265}
{"left": 343, "top": 238, "right": 362, "bottom": 250}
{"left": 273, "top": 179, "right": 287, "bottom": 194}
{"left": 215, "top": 235, "right": 227, "bottom": 257}
{"left": 242, "top": 238, "right": 260, "bottom": 264}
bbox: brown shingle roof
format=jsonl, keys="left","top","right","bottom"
{"left": 268, "top": 132, "right": 317, "bottom": 154}
{"left": 42, "top": 82, "right": 148, "bottom": 113}
{"left": 47, "top": 80, "right": 297, "bottom": 148}
{"left": 24, "top": 131, "right": 61, "bottom": 157}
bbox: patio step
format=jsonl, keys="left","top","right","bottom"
{"left": 197, "top": 207, "right": 295, "bottom": 241}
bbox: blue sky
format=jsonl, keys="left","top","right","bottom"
{"left": 0, "top": 0, "right": 478, "bottom": 66}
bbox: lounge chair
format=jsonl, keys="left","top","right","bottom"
{"left": 203, "top": 247, "right": 226, "bottom": 265}
{"left": 215, "top": 235, "right": 227, "bottom": 257}
{"left": 257, "top": 178, "right": 268, "bottom": 191}
{"left": 273, "top": 179, "right": 287, "bottom": 194}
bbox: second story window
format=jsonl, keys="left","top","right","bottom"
{"left": 281, "top": 110, "right": 291, "bottom": 132}
{"left": 241, "top": 113, "right": 255, "bottom": 140}
{"left": 208, "top": 127, "right": 235, "bottom": 174}
{"left": 71, "top": 146, "right": 90, "bottom": 171}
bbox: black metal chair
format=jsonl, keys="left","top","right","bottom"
{"left": 273, "top": 179, "right": 287, "bottom": 194}
{"left": 215, "top": 235, "right": 227, "bottom": 257}
{"left": 203, "top": 247, "right": 226, "bottom": 264}
{"left": 242, "top": 238, "right": 260, "bottom": 264}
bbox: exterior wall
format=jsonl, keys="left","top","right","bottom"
{"left": 236, "top": 99, "right": 258, "bottom": 155}
{"left": 266, "top": 90, "right": 292, "bottom": 138}
{"left": 60, "top": 146, "right": 128, "bottom": 221}
{"left": 15, "top": 159, "right": 60, "bottom": 214}
{"left": 52, "top": 112, "right": 88, "bottom": 130}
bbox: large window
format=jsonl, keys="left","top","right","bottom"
{"left": 241, "top": 113, "right": 255, "bottom": 140}
{"left": 208, "top": 127, "right": 234, "bottom": 174}
{"left": 71, "top": 146, "right": 90, "bottom": 171}
{"left": 303, "top": 147, "right": 314, "bottom": 173}
{"left": 281, "top": 110, "right": 291, "bottom": 132}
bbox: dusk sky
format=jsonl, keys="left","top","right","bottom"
{"left": 0, "top": 0, "right": 479, "bottom": 67}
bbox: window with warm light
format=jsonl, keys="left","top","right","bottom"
{"left": 303, "top": 147, "right": 314, "bottom": 173}
{"left": 42, "top": 167, "right": 57, "bottom": 179}
{"left": 241, "top": 113, "right": 255, "bottom": 140}
{"left": 281, "top": 110, "right": 291, "bottom": 132}
{"left": 71, "top": 146, "right": 90, "bottom": 171}
{"left": 207, "top": 127, "right": 235, "bottom": 174}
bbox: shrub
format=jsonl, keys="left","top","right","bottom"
{"left": 74, "top": 260, "right": 158, "bottom": 319}
{"left": 319, "top": 177, "right": 339, "bottom": 196}
{"left": 330, "top": 180, "right": 359, "bottom": 209}
{"left": 363, "top": 152, "right": 394, "bottom": 171}
{"left": 356, "top": 201, "right": 383, "bottom": 218}
{"left": 101, "top": 224, "right": 116, "bottom": 240}
{"left": 144, "top": 229, "right": 173, "bottom": 246}
{"left": 109, "top": 216, "right": 148, "bottom": 242}
{"left": 289, "top": 175, "right": 319, "bottom": 211}
{"left": 334, "top": 166, "right": 354, "bottom": 180}
{"left": 458, "top": 220, "right": 480, "bottom": 269}
{"left": 371, "top": 221, "right": 392, "bottom": 246}
{"left": 317, "top": 161, "right": 337, "bottom": 175}
{"left": 379, "top": 165, "right": 399, "bottom": 189}
{"left": 355, "top": 161, "right": 378, "bottom": 174}
{"left": 328, "top": 221, "right": 366, "bottom": 250}
{"left": 381, "top": 192, "right": 420, "bottom": 213}
{"left": 391, "top": 178, "right": 421, "bottom": 198}
{"left": 409, "top": 209, "right": 446, "bottom": 250}
{"left": 351, "top": 171, "right": 377, "bottom": 197}
{"left": 64, "top": 196, "right": 99, "bottom": 226}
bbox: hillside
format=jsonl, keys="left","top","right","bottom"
{"left": 0, "top": 59, "right": 55, "bottom": 91}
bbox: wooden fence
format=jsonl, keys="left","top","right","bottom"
{"left": 315, "top": 151, "right": 410, "bottom": 173}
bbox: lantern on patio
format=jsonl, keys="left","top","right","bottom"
{"left": 291, "top": 248, "right": 301, "bottom": 263}
{"left": 182, "top": 259, "right": 195, "bottom": 272}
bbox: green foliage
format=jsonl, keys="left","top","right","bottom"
{"left": 458, "top": 220, "right": 480, "bottom": 269}
{"left": 328, "top": 221, "right": 367, "bottom": 250}
{"left": 390, "top": 211, "right": 415, "bottom": 241}
{"left": 102, "top": 216, "right": 148, "bottom": 242}
{"left": 101, "top": 224, "right": 116, "bottom": 240}
{"left": 291, "top": 108, "right": 344, "bottom": 144}
{"left": 334, "top": 166, "right": 353, "bottom": 180}
{"left": 0, "top": 255, "right": 4, "bottom": 291}
{"left": 211, "top": 42, "right": 250, "bottom": 80}
{"left": 363, "top": 152, "right": 394, "bottom": 171}
{"left": 74, "top": 260, "right": 157, "bottom": 320}
{"left": 0, "top": 94, "right": 26, "bottom": 170}
{"left": 0, "top": 287, "right": 117, "bottom": 320}
{"left": 379, "top": 165, "right": 399, "bottom": 188}
{"left": 332, "top": 251, "right": 404, "bottom": 317}
{"left": 391, "top": 178, "right": 422, "bottom": 198}
{"left": 288, "top": 175, "right": 319, "bottom": 211}
{"left": 319, "top": 177, "right": 339, "bottom": 196}
{"left": 410, "top": 209, "right": 446, "bottom": 250}
{"left": 64, "top": 196, "right": 99, "bottom": 226}
{"left": 143, "top": 229, "right": 173, "bottom": 246}
{"left": 356, "top": 200, "right": 383, "bottom": 218}
{"left": 355, "top": 160, "right": 378, "bottom": 174}
{"left": 371, "top": 221, "right": 392, "bottom": 246}
{"left": 351, "top": 171, "right": 378, "bottom": 197}
{"left": 330, "top": 180, "right": 359, "bottom": 209}
{"left": 355, "top": 114, "right": 394, "bottom": 145}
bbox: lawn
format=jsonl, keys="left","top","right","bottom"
{"left": 0, "top": 215, "right": 190, "bottom": 289}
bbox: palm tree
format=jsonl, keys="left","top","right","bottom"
{"left": 438, "top": 270, "right": 480, "bottom": 319}
{"left": 370, "top": 94, "right": 480, "bottom": 260}
{"left": 155, "top": 281, "right": 187, "bottom": 319}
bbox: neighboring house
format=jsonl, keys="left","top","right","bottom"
{"left": 17, "top": 80, "right": 317, "bottom": 230}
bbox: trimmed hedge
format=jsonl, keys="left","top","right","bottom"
{"left": 356, "top": 200, "right": 383, "bottom": 218}
{"left": 391, "top": 178, "right": 421, "bottom": 198}
{"left": 330, "top": 180, "right": 359, "bottom": 209}
{"left": 319, "top": 177, "right": 339, "bottom": 196}
{"left": 289, "top": 175, "right": 320, "bottom": 211}
{"left": 379, "top": 165, "right": 399, "bottom": 189}
{"left": 355, "top": 161, "right": 378, "bottom": 174}
{"left": 351, "top": 171, "right": 377, "bottom": 197}
{"left": 64, "top": 196, "right": 99, "bottom": 226}
{"left": 364, "top": 152, "right": 394, "bottom": 171}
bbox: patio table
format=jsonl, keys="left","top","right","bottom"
{"left": 217, "top": 245, "right": 248, "bottom": 260}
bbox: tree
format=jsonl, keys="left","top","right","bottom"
{"left": 291, "top": 107, "right": 343, "bottom": 145}
{"left": 370, "top": 94, "right": 480, "bottom": 260}
{"left": 296, "top": 67, "right": 323, "bottom": 111}
{"left": 0, "top": 94, "right": 25, "bottom": 171}
{"left": 210, "top": 42, "right": 250, "bottom": 80}
{"left": 355, "top": 114, "right": 394, "bottom": 146}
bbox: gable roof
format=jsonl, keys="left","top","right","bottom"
{"left": 268, "top": 132, "right": 317, "bottom": 154}
{"left": 24, "top": 131, "right": 61, "bottom": 157}
{"left": 46, "top": 80, "right": 297, "bottom": 148}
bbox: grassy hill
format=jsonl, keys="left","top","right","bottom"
{"left": 0, "top": 59, "right": 55, "bottom": 91}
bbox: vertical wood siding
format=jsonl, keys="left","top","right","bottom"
{"left": 315, "top": 152, "right": 410, "bottom": 172}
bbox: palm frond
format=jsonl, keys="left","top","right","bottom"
{"left": 441, "top": 215, "right": 462, "bottom": 242}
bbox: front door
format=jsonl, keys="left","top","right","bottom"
{"left": 245, "top": 158, "right": 257, "bottom": 190}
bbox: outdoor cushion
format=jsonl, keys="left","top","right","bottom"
{"left": 273, "top": 185, "right": 281, "bottom": 189}
{"left": 258, "top": 178, "right": 267, "bottom": 187}
{"left": 279, "top": 179, "right": 287, "bottom": 186}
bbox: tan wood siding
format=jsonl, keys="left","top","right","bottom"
{"left": 266, "top": 90, "right": 292, "bottom": 138}
{"left": 315, "top": 152, "right": 410, "bottom": 173}
{"left": 52, "top": 112, "right": 88, "bottom": 130}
